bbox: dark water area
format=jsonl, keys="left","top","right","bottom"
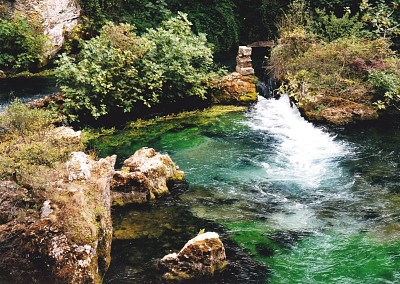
{"left": 0, "top": 77, "right": 59, "bottom": 111}
{"left": 105, "top": 193, "right": 269, "bottom": 284}
{"left": 93, "top": 95, "right": 400, "bottom": 283}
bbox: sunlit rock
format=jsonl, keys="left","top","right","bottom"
{"left": 159, "top": 232, "right": 227, "bottom": 281}
{"left": 213, "top": 72, "right": 258, "bottom": 105}
{"left": 111, "top": 147, "right": 185, "bottom": 206}
{"left": 236, "top": 46, "right": 255, "bottom": 76}
{"left": 4, "top": 0, "right": 81, "bottom": 63}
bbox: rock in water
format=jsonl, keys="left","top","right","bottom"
{"left": 159, "top": 232, "right": 227, "bottom": 281}
{"left": 213, "top": 72, "right": 258, "bottom": 105}
{"left": 111, "top": 147, "right": 185, "bottom": 206}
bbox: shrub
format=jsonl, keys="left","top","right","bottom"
{"left": 0, "top": 17, "right": 46, "bottom": 74}
{"left": 0, "top": 100, "right": 81, "bottom": 183}
{"left": 270, "top": 34, "right": 399, "bottom": 107}
{"left": 369, "top": 70, "right": 400, "bottom": 110}
{"left": 310, "top": 8, "right": 365, "bottom": 42}
{"left": 56, "top": 23, "right": 154, "bottom": 121}
{"left": 56, "top": 13, "right": 221, "bottom": 122}
{"left": 142, "top": 12, "right": 219, "bottom": 102}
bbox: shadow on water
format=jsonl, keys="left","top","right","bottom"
{"left": 0, "top": 77, "right": 59, "bottom": 111}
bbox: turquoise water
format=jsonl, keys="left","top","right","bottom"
{"left": 98, "top": 95, "right": 400, "bottom": 283}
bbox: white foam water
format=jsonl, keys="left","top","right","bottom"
{"left": 246, "top": 95, "right": 351, "bottom": 192}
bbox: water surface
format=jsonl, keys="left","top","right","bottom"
{"left": 96, "top": 95, "right": 400, "bottom": 283}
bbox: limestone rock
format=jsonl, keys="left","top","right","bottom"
{"left": 0, "top": 152, "right": 115, "bottom": 283}
{"left": 50, "top": 126, "right": 82, "bottom": 148}
{"left": 159, "top": 232, "right": 227, "bottom": 281}
{"left": 300, "top": 95, "right": 379, "bottom": 125}
{"left": 5, "top": 0, "right": 81, "bottom": 62}
{"left": 111, "top": 147, "right": 185, "bottom": 206}
{"left": 213, "top": 72, "right": 258, "bottom": 105}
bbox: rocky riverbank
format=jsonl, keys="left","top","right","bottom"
{"left": 0, "top": 122, "right": 186, "bottom": 283}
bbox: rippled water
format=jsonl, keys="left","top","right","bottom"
{"left": 98, "top": 95, "right": 400, "bottom": 283}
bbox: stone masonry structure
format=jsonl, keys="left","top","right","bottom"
{"left": 236, "top": 46, "right": 254, "bottom": 76}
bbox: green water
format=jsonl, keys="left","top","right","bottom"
{"left": 94, "top": 96, "right": 400, "bottom": 283}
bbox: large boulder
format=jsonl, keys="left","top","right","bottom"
{"left": 111, "top": 147, "right": 185, "bottom": 206}
{"left": 3, "top": 0, "right": 81, "bottom": 62}
{"left": 0, "top": 151, "right": 115, "bottom": 283}
{"left": 159, "top": 232, "right": 227, "bottom": 281}
{"left": 213, "top": 72, "right": 258, "bottom": 105}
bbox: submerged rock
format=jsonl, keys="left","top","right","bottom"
{"left": 111, "top": 147, "right": 185, "bottom": 206}
{"left": 213, "top": 72, "right": 258, "bottom": 105}
{"left": 159, "top": 232, "right": 227, "bottom": 281}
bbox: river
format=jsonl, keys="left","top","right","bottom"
{"left": 89, "top": 95, "right": 400, "bottom": 283}
{"left": 0, "top": 77, "right": 58, "bottom": 112}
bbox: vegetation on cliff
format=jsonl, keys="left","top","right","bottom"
{"left": 0, "top": 100, "right": 81, "bottom": 184}
{"left": 0, "top": 15, "right": 46, "bottom": 75}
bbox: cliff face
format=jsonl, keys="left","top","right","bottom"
{"left": 4, "top": 0, "right": 81, "bottom": 60}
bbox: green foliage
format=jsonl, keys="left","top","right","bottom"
{"left": 56, "top": 14, "right": 220, "bottom": 121}
{"left": 56, "top": 23, "right": 153, "bottom": 121}
{"left": 0, "top": 99, "right": 59, "bottom": 143}
{"left": 0, "top": 100, "right": 80, "bottom": 182}
{"left": 360, "top": 0, "right": 400, "bottom": 39}
{"left": 178, "top": 0, "right": 240, "bottom": 53}
{"left": 270, "top": 32, "right": 399, "bottom": 107}
{"left": 142, "top": 12, "right": 219, "bottom": 102}
{"left": 269, "top": 27, "right": 317, "bottom": 80}
{"left": 80, "top": 0, "right": 172, "bottom": 36}
{"left": 0, "top": 17, "right": 46, "bottom": 74}
{"left": 369, "top": 70, "right": 400, "bottom": 110}
{"left": 276, "top": 0, "right": 312, "bottom": 35}
{"left": 310, "top": 9, "right": 365, "bottom": 42}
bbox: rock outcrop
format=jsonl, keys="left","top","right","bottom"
{"left": 111, "top": 147, "right": 185, "bottom": 206}
{"left": 299, "top": 95, "right": 379, "bottom": 125}
{"left": 0, "top": 138, "right": 114, "bottom": 283}
{"left": 213, "top": 72, "right": 258, "bottom": 105}
{"left": 3, "top": 0, "right": 81, "bottom": 62}
{"left": 159, "top": 232, "right": 227, "bottom": 281}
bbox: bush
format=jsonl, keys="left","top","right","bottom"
{"left": 56, "top": 13, "right": 221, "bottom": 122}
{"left": 56, "top": 23, "right": 154, "bottom": 121}
{"left": 310, "top": 9, "right": 365, "bottom": 42}
{"left": 270, "top": 33, "right": 399, "bottom": 107}
{"left": 142, "top": 12, "right": 219, "bottom": 102}
{"left": 369, "top": 70, "right": 400, "bottom": 110}
{"left": 0, "top": 100, "right": 81, "bottom": 183}
{"left": 0, "top": 17, "right": 46, "bottom": 74}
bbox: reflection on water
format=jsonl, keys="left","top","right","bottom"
{"left": 94, "top": 95, "right": 400, "bottom": 283}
